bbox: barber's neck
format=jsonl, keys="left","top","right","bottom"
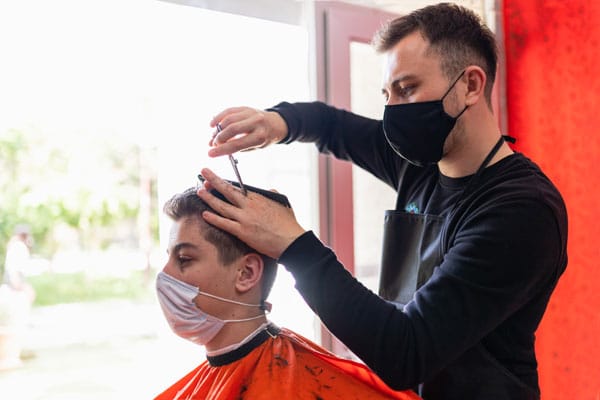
{"left": 438, "top": 109, "right": 513, "bottom": 178}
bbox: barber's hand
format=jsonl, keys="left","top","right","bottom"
{"left": 196, "top": 168, "right": 306, "bottom": 259}
{"left": 208, "top": 107, "right": 288, "bottom": 157}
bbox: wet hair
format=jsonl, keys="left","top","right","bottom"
{"left": 163, "top": 187, "right": 277, "bottom": 303}
{"left": 373, "top": 2, "right": 497, "bottom": 106}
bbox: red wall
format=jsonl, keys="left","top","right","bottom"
{"left": 503, "top": 1, "right": 600, "bottom": 398}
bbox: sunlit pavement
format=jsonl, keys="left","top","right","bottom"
{"left": 0, "top": 299, "right": 205, "bottom": 400}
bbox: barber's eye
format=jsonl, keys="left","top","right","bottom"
{"left": 398, "top": 86, "right": 414, "bottom": 97}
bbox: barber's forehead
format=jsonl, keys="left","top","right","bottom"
{"left": 384, "top": 36, "right": 443, "bottom": 80}
{"left": 395, "top": 33, "right": 440, "bottom": 62}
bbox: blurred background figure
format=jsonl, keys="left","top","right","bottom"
{"left": 0, "top": 224, "right": 36, "bottom": 370}
{"left": 3, "top": 224, "right": 36, "bottom": 302}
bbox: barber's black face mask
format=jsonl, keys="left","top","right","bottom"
{"left": 383, "top": 71, "right": 467, "bottom": 167}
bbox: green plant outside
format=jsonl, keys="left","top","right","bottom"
{"left": 27, "top": 271, "right": 156, "bottom": 307}
{"left": 0, "top": 128, "right": 159, "bottom": 282}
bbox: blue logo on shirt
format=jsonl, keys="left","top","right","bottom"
{"left": 405, "top": 203, "right": 419, "bottom": 214}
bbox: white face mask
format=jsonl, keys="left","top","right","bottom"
{"left": 155, "top": 271, "right": 266, "bottom": 346}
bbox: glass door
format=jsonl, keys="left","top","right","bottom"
{"left": 314, "top": 1, "right": 399, "bottom": 357}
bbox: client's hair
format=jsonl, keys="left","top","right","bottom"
{"left": 163, "top": 187, "right": 277, "bottom": 303}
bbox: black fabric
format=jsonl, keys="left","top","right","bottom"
{"left": 271, "top": 101, "right": 568, "bottom": 399}
{"left": 206, "top": 324, "right": 281, "bottom": 367}
{"left": 381, "top": 136, "right": 504, "bottom": 306}
{"left": 379, "top": 211, "right": 444, "bottom": 305}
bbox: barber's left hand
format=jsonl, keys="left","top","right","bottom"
{"left": 196, "top": 168, "right": 306, "bottom": 259}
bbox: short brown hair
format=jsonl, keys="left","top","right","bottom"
{"left": 373, "top": 3, "right": 497, "bottom": 106}
{"left": 163, "top": 187, "right": 277, "bottom": 302}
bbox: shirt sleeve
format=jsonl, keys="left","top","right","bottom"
{"left": 268, "top": 101, "right": 404, "bottom": 189}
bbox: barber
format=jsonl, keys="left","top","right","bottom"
{"left": 197, "top": 3, "right": 567, "bottom": 399}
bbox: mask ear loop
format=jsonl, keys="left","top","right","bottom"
{"left": 197, "top": 290, "right": 272, "bottom": 315}
{"left": 441, "top": 69, "right": 468, "bottom": 119}
{"left": 441, "top": 69, "right": 467, "bottom": 100}
{"left": 453, "top": 104, "right": 469, "bottom": 119}
{"left": 197, "top": 290, "right": 262, "bottom": 307}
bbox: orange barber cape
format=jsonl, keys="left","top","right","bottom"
{"left": 155, "top": 327, "right": 420, "bottom": 400}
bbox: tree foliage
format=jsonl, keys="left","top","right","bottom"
{"left": 0, "top": 128, "right": 158, "bottom": 277}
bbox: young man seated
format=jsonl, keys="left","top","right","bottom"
{"left": 154, "top": 187, "right": 420, "bottom": 400}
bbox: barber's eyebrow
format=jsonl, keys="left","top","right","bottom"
{"left": 383, "top": 74, "right": 419, "bottom": 93}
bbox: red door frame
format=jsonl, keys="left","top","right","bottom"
{"left": 313, "top": 1, "right": 398, "bottom": 352}
{"left": 314, "top": 1, "right": 398, "bottom": 274}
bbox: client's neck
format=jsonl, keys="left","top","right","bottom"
{"left": 205, "top": 315, "right": 268, "bottom": 352}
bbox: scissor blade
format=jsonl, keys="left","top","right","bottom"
{"left": 229, "top": 154, "right": 247, "bottom": 196}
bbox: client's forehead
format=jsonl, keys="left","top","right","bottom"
{"left": 168, "top": 216, "right": 208, "bottom": 249}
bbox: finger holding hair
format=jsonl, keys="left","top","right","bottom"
{"left": 197, "top": 168, "right": 246, "bottom": 208}
{"left": 197, "top": 168, "right": 306, "bottom": 259}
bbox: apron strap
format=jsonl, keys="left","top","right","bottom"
{"left": 439, "top": 135, "right": 508, "bottom": 254}
{"left": 466, "top": 136, "right": 506, "bottom": 193}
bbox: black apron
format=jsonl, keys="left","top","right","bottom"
{"left": 378, "top": 137, "right": 506, "bottom": 305}
{"left": 378, "top": 137, "right": 537, "bottom": 399}
{"left": 379, "top": 211, "right": 443, "bottom": 308}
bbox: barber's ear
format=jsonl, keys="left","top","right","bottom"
{"left": 463, "top": 66, "right": 486, "bottom": 106}
{"left": 235, "top": 253, "right": 264, "bottom": 294}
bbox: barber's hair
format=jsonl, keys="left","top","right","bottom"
{"left": 373, "top": 2, "right": 497, "bottom": 106}
{"left": 163, "top": 187, "right": 277, "bottom": 303}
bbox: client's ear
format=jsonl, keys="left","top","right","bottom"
{"left": 235, "top": 253, "right": 264, "bottom": 294}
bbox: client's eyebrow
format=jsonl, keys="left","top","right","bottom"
{"left": 168, "top": 242, "right": 198, "bottom": 254}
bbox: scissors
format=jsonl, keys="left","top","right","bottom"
{"left": 216, "top": 123, "right": 247, "bottom": 196}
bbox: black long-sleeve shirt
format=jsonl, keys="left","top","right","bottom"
{"left": 272, "top": 101, "right": 568, "bottom": 399}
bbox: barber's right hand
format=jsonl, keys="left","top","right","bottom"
{"left": 208, "top": 107, "right": 288, "bottom": 157}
